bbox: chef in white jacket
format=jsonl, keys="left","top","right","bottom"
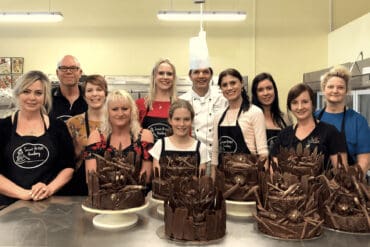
{"left": 179, "top": 32, "right": 227, "bottom": 172}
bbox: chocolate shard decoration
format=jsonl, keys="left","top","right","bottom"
{"left": 164, "top": 176, "right": 226, "bottom": 241}
{"left": 83, "top": 150, "right": 145, "bottom": 210}
{"left": 319, "top": 154, "right": 370, "bottom": 233}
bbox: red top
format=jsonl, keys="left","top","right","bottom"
{"left": 135, "top": 98, "right": 171, "bottom": 123}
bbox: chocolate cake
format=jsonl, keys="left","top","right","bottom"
{"left": 84, "top": 150, "right": 146, "bottom": 210}
{"left": 164, "top": 176, "right": 226, "bottom": 241}
{"left": 319, "top": 156, "right": 370, "bottom": 233}
{"left": 152, "top": 154, "right": 198, "bottom": 201}
{"left": 254, "top": 144, "right": 324, "bottom": 239}
{"left": 218, "top": 153, "right": 261, "bottom": 201}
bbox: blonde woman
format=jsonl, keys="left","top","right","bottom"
{"left": 136, "top": 59, "right": 177, "bottom": 142}
{"left": 0, "top": 71, "right": 74, "bottom": 206}
{"left": 315, "top": 65, "right": 370, "bottom": 174}
{"left": 86, "top": 90, "right": 154, "bottom": 184}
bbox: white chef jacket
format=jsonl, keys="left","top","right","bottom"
{"left": 180, "top": 86, "right": 228, "bottom": 159}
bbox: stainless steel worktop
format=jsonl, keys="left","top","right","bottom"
{"left": 0, "top": 197, "right": 369, "bottom": 247}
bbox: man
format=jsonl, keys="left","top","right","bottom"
{"left": 50, "top": 55, "right": 87, "bottom": 196}
{"left": 49, "top": 55, "right": 87, "bottom": 121}
{"left": 180, "top": 66, "right": 227, "bottom": 164}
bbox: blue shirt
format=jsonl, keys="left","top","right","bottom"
{"left": 315, "top": 108, "right": 370, "bottom": 163}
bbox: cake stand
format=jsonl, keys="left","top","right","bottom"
{"left": 82, "top": 201, "right": 149, "bottom": 230}
{"left": 148, "top": 192, "right": 164, "bottom": 216}
{"left": 226, "top": 200, "right": 256, "bottom": 219}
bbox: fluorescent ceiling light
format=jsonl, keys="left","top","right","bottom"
{"left": 0, "top": 12, "right": 63, "bottom": 23}
{"left": 157, "top": 11, "right": 246, "bottom": 22}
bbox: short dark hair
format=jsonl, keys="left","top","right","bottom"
{"left": 287, "top": 83, "right": 315, "bottom": 111}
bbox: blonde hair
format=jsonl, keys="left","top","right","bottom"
{"left": 101, "top": 90, "right": 141, "bottom": 141}
{"left": 13, "top": 70, "right": 52, "bottom": 114}
{"left": 146, "top": 58, "right": 177, "bottom": 109}
{"left": 320, "top": 65, "right": 351, "bottom": 92}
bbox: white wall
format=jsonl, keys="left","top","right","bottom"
{"left": 328, "top": 12, "right": 370, "bottom": 65}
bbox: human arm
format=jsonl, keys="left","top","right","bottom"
{"left": 135, "top": 98, "right": 147, "bottom": 124}
{"left": 149, "top": 139, "right": 162, "bottom": 176}
{"left": 210, "top": 113, "right": 221, "bottom": 181}
{"left": 140, "top": 129, "right": 154, "bottom": 183}
{"left": 84, "top": 129, "right": 102, "bottom": 174}
{"left": 241, "top": 106, "right": 269, "bottom": 157}
{"left": 0, "top": 174, "right": 32, "bottom": 201}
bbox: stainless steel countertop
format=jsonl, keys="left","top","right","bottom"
{"left": 0, "top": 196, "right": 369, "bottom": 247}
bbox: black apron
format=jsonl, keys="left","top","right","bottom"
{"left": 106, "top": 132, "right": 142, "bottom": 179}
{"left": 218, "top": 106, "right": 251, "bottom": 166}
{"left": 158, "top": 138, "right": 201, "bottom": 178}
{"left": 317, "top": 107, "right": 355, "bottom": 165}
{"left": 142, "top": 106, "right": 170, "bottom": 142}
{"left": 266, "top": 129, "right": 281, "bottom": 153}
{"left": 0, "top": 111, "right": 58, "bottom": 205}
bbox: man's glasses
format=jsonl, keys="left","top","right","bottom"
{"left": 58, "top": 66, "right": 80, "bottom": 72}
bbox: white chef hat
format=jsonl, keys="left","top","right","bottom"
{"left": 189, "top": 30, "right": 211, "bottom": 70}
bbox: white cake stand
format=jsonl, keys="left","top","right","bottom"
{"left": 82, "top": 201, "right": 149, "bottom": 230}
{"left": 148, "top": 192, "right": 165, "bottom": 216}
{"left": 225, "top": 200, "right": 256, "bottom": 219}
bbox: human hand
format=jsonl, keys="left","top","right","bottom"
{"left": 31, "top": 182, "right": 53, "bottom": 201}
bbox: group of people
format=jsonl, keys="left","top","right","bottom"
{"left": 0, "top": 54, "right": 369, "bottom": 207}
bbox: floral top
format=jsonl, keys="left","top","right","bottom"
{"left": 85, "top": 131, "right": 153, "bottom": 162}
{"left": 66, "top": 112, "right": 101, "bottom": 169}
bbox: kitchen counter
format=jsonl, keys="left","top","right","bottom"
{"left": 0, "top": 197, "right": 369, "bottom": 247}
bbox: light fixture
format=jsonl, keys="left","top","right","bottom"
{"left": 0, "top": 12, "right": 63, "bottom": 23}
{"left": 157, "top": 10, "right": 246, "bottom": 22}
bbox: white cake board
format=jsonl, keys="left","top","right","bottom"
{"left": 148, "top": 192, "right": 165, "bottom": 216}
{"left": 226, "top": 200, "right": 256, "bottom": 219}
{"left": 82, "top": 201, "right": 149, "bottom": 230}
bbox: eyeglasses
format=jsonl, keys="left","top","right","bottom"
{"left": 58, "top": 66, "right": 80, "bottom": 72}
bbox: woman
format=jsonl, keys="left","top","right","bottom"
{"left": 136, "top": 59, "right": 177, "bottom": 141}
{"left": 86, "top": 90, "right": 153, "bottom": 185}
{"left": 251, "top": 72, "right": 292, "bottom": 150}
{"left": 64, "top": 75, "right": 108, "bottom": 195}
{"left": 315, "top": 65, "right": 370, "bottom": 174}
{"left": 271, "top": 83, "right": 347, "bottom": 170}
{"left": 150, "top": 99, "right": 208, "bottom": 176}
{"left": 0, "top": 71, "right": 74, "bottom": 206}
{"left": 211, "top": 68, "right": 268, "bottom": 179}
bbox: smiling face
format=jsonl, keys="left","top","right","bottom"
{"left": 18, "top": 80, "right": 45, "bottom": 113}
{"left": 168, "top": 107, "right": 192, "bottom": 138}
{"left": 154, "top": 62, "right": 174, "bottom": 92}
{"left": 290, "top": 90, "right": 314, "bottom": 122}
{"left": 189, "top": 68, "right": 212, "bottom": 94}
{"left": 56, "top": 55, "right": 82, "bottom": 88}
{"left": 108, "top": 99, "right": 131, "bottom": 128}
{"left": 219, "top": 74, "right": 243, "bottom": 103}
{"left": 323, "top": 76, "right": 347, "bottom": 105}
{"left": 85, "top": 82, "right": 106, "bottom": 110}
{"left": 256, "top": 79, "right": 275, "bottom": 107}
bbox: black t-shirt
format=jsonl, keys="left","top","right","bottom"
{"left": 49, "top": 85, "right": 87, "bottom": 122}
{"left": 0, "top": 116, "right": 75, "bottom": 205}
{"left": 271, "top": 121, "right": 346, "bottom": 169}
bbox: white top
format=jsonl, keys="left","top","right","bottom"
{"left": 211, "top": 104, "right": 268, "bottom": 166}
{"left": 179, "top": 86, "right": 228, "bottom": 159}
{"left": 149, "top": 137, "right": 210, "bottom": 165}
